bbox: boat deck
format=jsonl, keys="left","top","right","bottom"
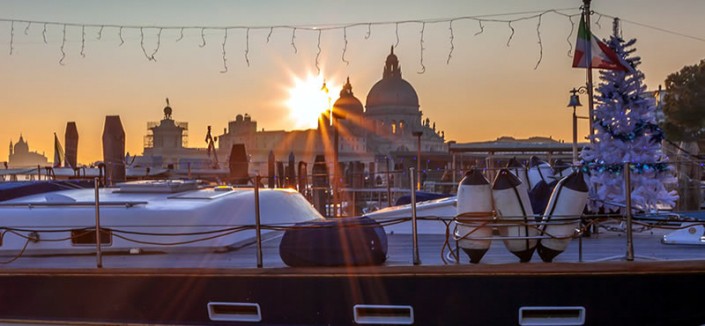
{"left": 0, "top": 223, "right": 704, "bottom": 326}
{"left": 1, "top": 223, "right": 703, "bottom": 274}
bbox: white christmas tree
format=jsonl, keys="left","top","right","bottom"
{"left": 580, "top": 19, "right": 678, "bottom": 213}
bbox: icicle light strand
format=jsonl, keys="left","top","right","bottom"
{"left": 447, "top": 20, "right": 454, "bottom": 64}
{"left": 506, "top": 21, "right": 515, "bottom": 47}
{"left": 199, "top": 28, "right": 206, "bottom": 47}
{"left": 475, "top": 20, "right": 484, "bottom": 36}
{"left": 315, "top": 29, "right": 322, "bottom": 74}
{"left": 566, "top": 15, "right": 575, "bottom": 57}
{"left": 291, "top": 28, "right": 297, "bottom": 54}
{"left": 140, "top": 27, "right": 152, "bottom": 61}
{"left": 342, "top": 27, "right": 349, "bottom": 66}
{"left": 80, "top": 25, "right": 86, "bottom": 57}
{"left": 176, "top": 28, "right": 184, "bottom": 42}
{"left": 418, "top": 22, "right": 426, "bottom": 74}
{"left": 221, "top": 28, "right": 228, "bottom": 73}
{"left": 534, "top": 14, "right": 543, "bottom": 69}
{"left": 150, "top": 28, "right": 162, "bottom": 60}
{"left": 244, "top": 28, "right": 250, "bottom": 67}
{"left": 9, "top": 21, "right": 14, "bottom": 55}
{"left": 59, "top": 24, "right": 66, "bottom": 65}
{"left": 0, "top": 8, "right": 614, "bottom": 72}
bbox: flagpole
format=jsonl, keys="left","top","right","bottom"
{"left": 583, "top": 0, "right": 595, "bottom": 143}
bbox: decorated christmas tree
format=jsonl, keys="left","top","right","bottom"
{"left": 580, "top": 19, "right": 678, "bottom": 213}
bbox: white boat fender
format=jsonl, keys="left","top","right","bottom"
{"left": 528, "top": 181, "right": 554, "bottom": 218}
{"left": 506, "top": 157, "right": 529, "bottom": 188}
{"left": 456, "top": 169, "right": 494, "bottom": 264}
{"left": 527, "top": 156, "right": 553, "bottom": 191}
{"left": 537, "top": 171, "right": 588, "bottom": 262}
{"left": 492, "top": 169, "right": 537, "bottom": 263}
{"left": 552, "top": 159, "right": 573, "bottom": 181}
{"left": 527, "top": 157, "right": 555, "bottom": 218}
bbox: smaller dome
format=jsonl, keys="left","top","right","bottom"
{"left": 333, "top": 77, "right": 363, "bottom": 116}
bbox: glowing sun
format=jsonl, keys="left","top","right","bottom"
{"left": 285, "top": 74, "right": 339, "bottom": 129}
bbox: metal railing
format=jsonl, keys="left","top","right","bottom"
{"left": 0, "top": 161, "right": 702, "bottom": 269}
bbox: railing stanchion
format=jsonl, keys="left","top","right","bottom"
{"left": 254, "top": 175, "right": 264, "bottom": 268}
{"left": 624, "top": 162, "right": 634, "bottom": 261}
{"left": 410, "top": 168, "right": 421, "bottom": 265}
{"left": 94, "top": 177, "right": 103, "bottom": 268}
{"left": 578, "top": 229, "right": 583, "bottom": 263}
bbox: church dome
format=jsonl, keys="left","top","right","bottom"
{"left": 366, "top": 46, "right": 419, "bottom": 108}
{"left": 13, "top": 135, "right": 28, "bottom": 153}
{"left": 333, "top": 77, "right": 363, "bottom": 116}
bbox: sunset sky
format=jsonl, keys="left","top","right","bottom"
{"left": 2, "top": 0, "right": 704, "bottom": 165}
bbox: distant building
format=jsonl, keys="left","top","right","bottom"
{"left": 135, "top": 48, "right": 590, "bottom": 188}
{"left": 133, "top": 99, "right": 213, "bottom": 170}
{"left": 214, "top": 47, "right": 448, "bottom": 185}
{"left": 137, "top": 48, "right": 449, "bottom": 185}
{"left": 8, "top": 135, "right": 48, "bottom": 168}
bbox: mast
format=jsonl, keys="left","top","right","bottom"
{"left": 583, "top": 0, "right": 595, "bottom": 141}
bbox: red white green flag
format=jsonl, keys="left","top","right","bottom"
{"left": 572, "top": 15, "right": 631, "bottom": 71}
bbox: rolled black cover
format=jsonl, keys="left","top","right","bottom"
{"left": 279, "top": 216, "right": 388, "bottom": 267}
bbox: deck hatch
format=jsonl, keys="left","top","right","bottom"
{"left": 353, "top": 304, "right": 413, "bottom": 325}
{"left": 518, "top": 306, "right": 585, "bottom": 325}
{"left": 71, "top": 229, "right": 112, "bottom": 246}
{"left": 207, "top": 302, "right": 261, "bottom": 322}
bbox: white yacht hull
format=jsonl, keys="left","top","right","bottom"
{"left": 0, "top": 181, "right": 324, "bottom": 255}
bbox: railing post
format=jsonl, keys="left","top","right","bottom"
{"left": 254, "top": 175, "right": 264, "bottom": 268}
{"left": 94, "top": 177, "right": 103, "bottom": 268}
{"left": 409, "top": 168, "right": 420, "bottom": 265}
{"left": 386, "top": 161, "right": 392, "bottom": 207}
{"left": 624, "top": 162, "right": 634, "bottom": 261}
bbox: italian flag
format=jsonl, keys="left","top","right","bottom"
{"left": 572, "top": 15, "right": 631, "bottom": 71}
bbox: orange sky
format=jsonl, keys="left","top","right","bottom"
{"left": 2, "top": 0, "right": 705, "bottom": 165}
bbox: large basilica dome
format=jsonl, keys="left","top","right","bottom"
{"left": 365, "top": 47, "right": 419, "bottom": 109}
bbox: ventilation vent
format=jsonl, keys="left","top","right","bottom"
{"left": 207, "top": 302, "right": 261, "bottom": 322}
{"left": 518, "top": 306, "right": 585, "bottom": 325}
{"left": 353, "top": 304, "right": 413, "bottom": 325}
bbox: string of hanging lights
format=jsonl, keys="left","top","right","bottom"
{"left": 1, "top": 8, "right": 582, "bottom": 73}
{"left": 3, "top": 8, "right": 703, "bottom": 73}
